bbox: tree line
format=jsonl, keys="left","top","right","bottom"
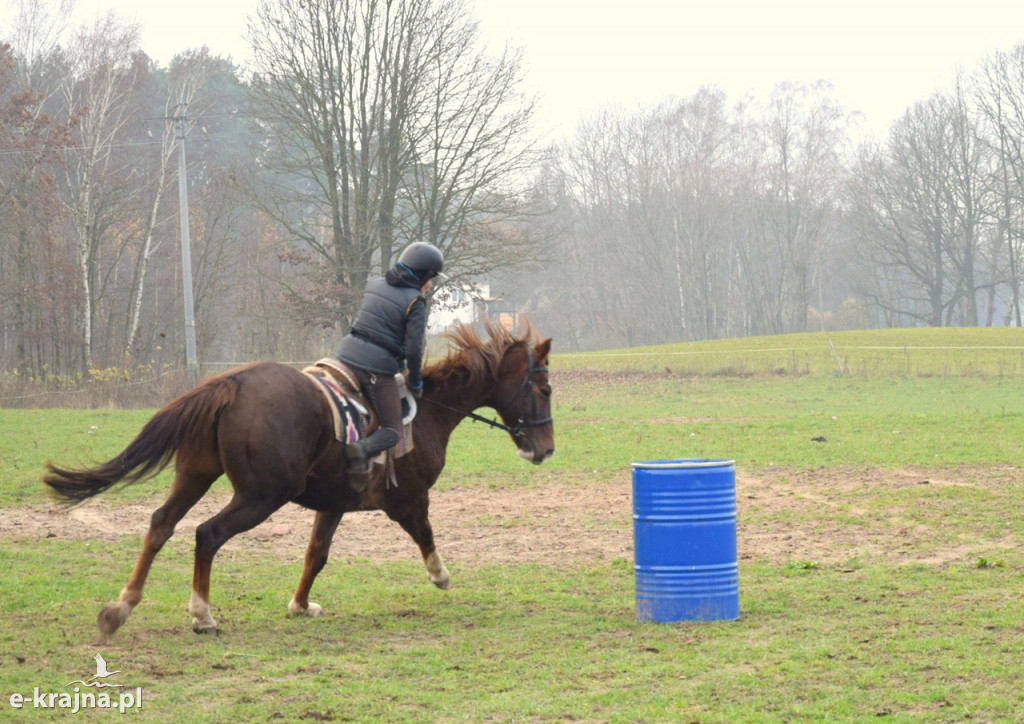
{"left": 2, "top": 0, "right": 1024, "bottom": 383}
{"left": 509, "top": 47, "right": 1024, "bottom": 350}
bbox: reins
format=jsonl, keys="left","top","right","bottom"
{"left": 421, "top": 345, "right": 552, "bottom": 439}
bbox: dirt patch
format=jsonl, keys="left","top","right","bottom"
{"left": 736, "top": 465, "right": 1022, "bottom": 566}
{"left": 3, "top": 482, "right": 635, "bottom": 566}
{"left": 4, "top": 466, "right": 1017, "bottom": 568}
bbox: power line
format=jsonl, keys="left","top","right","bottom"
{"left": 0, "top": 139, "right": 162, "bottom": 157}
{"left": 0, "top": 112, "right": 249, "bottom": 157}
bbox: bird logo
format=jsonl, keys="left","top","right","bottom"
{"left": 90, "top": 654, "right": 121, "bottom": 682}
{"left": 64, "top": 654, "right": 124, "bottom": 688}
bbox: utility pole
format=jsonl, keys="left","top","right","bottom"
{"left": 172, "top": 104, "right": 199, "bottom": 387}
{"left": 148, "top": 107, "right": 238, "bottom": 387}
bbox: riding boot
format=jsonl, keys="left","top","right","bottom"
{"left": 345, "top": 428, "right": 401, "bottom": 474}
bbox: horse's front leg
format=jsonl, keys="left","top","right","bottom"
{"left": 424, "top": 549, "right": 451, "bottom": 590}
{"left": 289, "top": 510, "right": 344, "bottom": 617}
{"left": 387, "top": 492, "right": 451, "bottom": 590}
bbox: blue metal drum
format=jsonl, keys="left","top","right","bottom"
{"left": 632, "top": 459, "right": 739, "bottom": 622}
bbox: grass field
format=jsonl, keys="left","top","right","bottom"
{"left": 554, "top": 326, "right": 1024, "bottom": 377}
{"left": 3, "top": 327, "right": 1024, "bottom": 722}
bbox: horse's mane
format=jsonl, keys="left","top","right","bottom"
{"left": 423, "top": 318, "right": 540, "bottom": 387}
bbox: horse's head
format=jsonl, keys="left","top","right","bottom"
{"left": 426, "top": 320, "right": 556, "bottom": 465}
{"left": 492, "top": 336, "right": 555, "bottom": 465}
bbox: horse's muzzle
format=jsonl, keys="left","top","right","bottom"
{"left": 518, "top": 447, "right": 555, "bottom": 465}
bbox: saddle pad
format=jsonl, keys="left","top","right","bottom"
{"left": 311, "top": 357, "right": 361, "bottom": 392}
{"left": 302, "top": 363, "right": 414, "bottom": 459}
{"left": 303, "top": 371, "right": 366, "bottom": 443}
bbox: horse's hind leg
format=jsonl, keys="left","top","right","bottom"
{"left": 387, "top": 493, "right": 451, "bottom": 590}
{"left": 289, "top": 510, "right": 343, "bottom": 618}
{"left": 98, "top": 470, "right": 216, "bottom": 635}
{"left": 189, "top": 493, "right": 290, "bottom": 633}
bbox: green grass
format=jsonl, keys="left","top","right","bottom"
{"left": 5, "top": 328, "right": 1024, "bottom": 721}
{"left": 548, "top": 374, "right": 1024, "bottom": 470}
{"left": 554, "top": 326, "right": 1024, "bottom": 376}
{"left": 12, "top": 373, "right": 1024, "bottom": 506}
{"left": 2, "top": 540, "right": 1023, "bottom": 722}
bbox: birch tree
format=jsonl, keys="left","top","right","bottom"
{"left": 59, "top": 13, "right": 143, "bottom": 370}
{"left": 125, "top": 50, "right": 218, "bottom": 356}
{"left": 740, "top": 81, "right": 847, "bottom": 334}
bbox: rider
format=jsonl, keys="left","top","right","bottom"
{"left": 336, "top": 241, "right": 445, "bottom": 474}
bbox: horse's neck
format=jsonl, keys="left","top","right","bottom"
{"left": 422, "top": 372, "right": 494, "bottom": 435}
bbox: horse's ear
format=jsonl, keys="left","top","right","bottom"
{"left": 536, "top": 338, "right": 552, "bottom": 361}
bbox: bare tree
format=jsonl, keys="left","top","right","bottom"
{"left": 247, "top": 0, "right": 422, "bottom": 327}
{"left": 940, "top": 73, "right": 994, "bottom": 326}
{"left": 850, "top": 102, "right": 950, "bottom": 326}
{"left": 401, "top": 4, "right": 539, "bottom": 281}
{"left": 0, "top": 43, "right": 76, "bottom": 374}
{"left": 651, "top": 87, "right": 740, "bottom": 340}
{"left": 3, "top": 0, "right": 72, "bottom": 70}
{"left": 124, "top": 50, "right": 220, "bottom": 356}
{"left": 554, "top": 108, "right": 643, "bottom": 347}
{"left": 246, "top": 0, "right": 538, "bottom": 331}
{"left": 58, "top": 13, "right": 143, "bottom": 370}
{"left": 738, "top": 82, "right": 848, "bottom": 334}
{"left": 851, "top": 84, "right": 996, "bottom": 328}
{"left": 975, "top": 43, "right": 1024, "bottom": 325}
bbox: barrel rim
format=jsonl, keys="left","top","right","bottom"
{"left": 631, "top": 459, "right": 735, "bottom": 469}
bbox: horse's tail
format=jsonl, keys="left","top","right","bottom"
{"left": 43, "top": 375, "right": 239, "bottom": 505}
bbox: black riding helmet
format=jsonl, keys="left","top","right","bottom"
{"left": 396, "top": 242, "right": 446, "bottom": 283}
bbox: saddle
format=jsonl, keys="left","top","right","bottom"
{"left": 301, "top": 358, "right": 415, "bottom": 457}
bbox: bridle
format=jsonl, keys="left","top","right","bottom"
{"left": 422, "top": 345, "right": 552, "bottom": 439}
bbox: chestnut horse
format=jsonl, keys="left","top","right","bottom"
{"left": 43, "top": 320, "right": 554, "bottom": 635}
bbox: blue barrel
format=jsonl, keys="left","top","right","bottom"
{"left": 632, "top": 459, "right": 739, "bottom": 622}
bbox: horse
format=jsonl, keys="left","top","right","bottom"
{"left": 43, "top": 320, "right": 554, "bottom": 635}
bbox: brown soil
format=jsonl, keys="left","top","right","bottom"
{"left": 3, "top": 466, "right": 1013, "bottom": 568}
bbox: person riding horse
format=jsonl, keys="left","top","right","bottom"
{"left": 336, "top": 242, "right": 446, "bottom": 473}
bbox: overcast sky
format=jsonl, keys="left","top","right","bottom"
{"left": 50, "top": 0, "right": 1024, "bottom": 140}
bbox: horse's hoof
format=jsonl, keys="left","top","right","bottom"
{"left": 288, "top": 599, "right": 323, "bottom": 617}
{"left": 425, "top": 553, "right": 451, "bottom": 590}
{"left": 431, "top": 576, "right": 452, "bottom": 591}
{"left": 97, "top": 602, "right": 129, "bottom": 635}
{"left": 191, "top": 614, "right": 219, "bottom": 634}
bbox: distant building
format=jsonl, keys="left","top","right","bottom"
{"left": 427, "top": 282, "right": 519, "bottom": 335}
